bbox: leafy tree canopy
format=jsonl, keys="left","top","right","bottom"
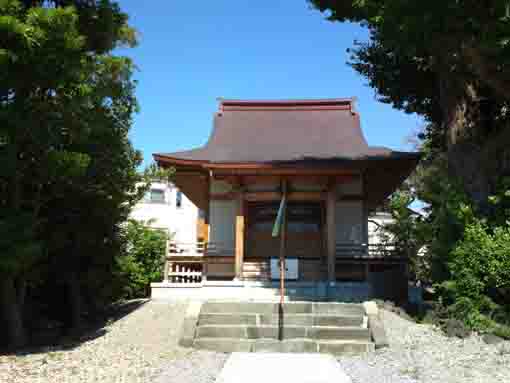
{"left": 310, "top": 1, "right": 510, "bottom": 149}
{"left": 0, "top": 0, "right": 140, "bottom": 348}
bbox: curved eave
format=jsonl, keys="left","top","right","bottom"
{"left": 153, "top": 153, "right": 210, "bottom": 168}
{"left": 154, "top": 152, "right": 421, "bottom": 211}
{"left": 153, "top": 152, "right": 421, "bottom": 170}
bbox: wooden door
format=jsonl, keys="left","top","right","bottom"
{"left": 246, "top": 202, "right": 324, "bottom": 260}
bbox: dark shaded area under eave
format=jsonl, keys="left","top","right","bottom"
{"left": 156, "top": 153, "right": 421, "bottom": 212}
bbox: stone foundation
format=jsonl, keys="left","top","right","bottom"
{"left": 151, "top": 280, "right": 372, "bottom": 302}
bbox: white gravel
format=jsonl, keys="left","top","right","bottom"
{"left": 0, "top": 301, "right": 227, "bottom": 383}
{"left": 338, "top": 309, "right": 510, "bottom": 383}
{"left": 2, "top": 302, "right": 508, "bottom": 383}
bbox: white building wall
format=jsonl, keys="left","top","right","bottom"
{"left": 130, "top": 182, "right": 198, "bottom": 243}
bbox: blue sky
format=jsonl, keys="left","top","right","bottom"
{"left": 117, "top": 1, "right": 423, "bottom": 167}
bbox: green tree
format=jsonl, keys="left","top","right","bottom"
{"left": 0, "top": 0, "right": 138, "bottom": 348}
{"left": 310, "top": 1, "right": 510, "bottom": 205}
{"left": 378, "top": 190, "right": 427, "bottom": 282}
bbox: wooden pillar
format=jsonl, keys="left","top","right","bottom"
{"left": 205, "top": 174, "right": 211, "bottom": 243}
{"left": 234, "top": 191, "right": 245, "bottom": 280}
{"left": 362, "top": 198, "right": 370, "bottom": 283}
{"left": 202, "top": 175, "right": 211, "bottom": 282}
{"left": 327, "top": 184, "right": 336, "bottom": 283}
{"left": 321, "top": 203, "right": 328, "bottom": 267}
{"left": 202, "top": 221, "right": 210, "bottom": 282}
{"left": 361, "top": 173, "right": 370, "bottom": 282}
{"left": 279, "top": 179, "right": 288, "bottom": 305}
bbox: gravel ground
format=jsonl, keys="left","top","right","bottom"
{"left": 2, "top": 302, "right": 509, "bottom": 383}
{"left": 339, "top": 309, "right": 510, "bottom": 383}
{"left": 0, "top": 301, "right": 227, "bottom": 383}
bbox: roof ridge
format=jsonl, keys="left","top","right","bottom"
{"left": 218, "top": 98, "right": 355, "bottom": 113}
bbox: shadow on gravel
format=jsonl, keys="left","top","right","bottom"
{"left": 2, "top": 299, "right": 148, "bottom": 356}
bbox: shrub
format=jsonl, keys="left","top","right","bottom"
{"left": 439, "top": 220, "right": 510, "bottom": 332}
{"left": 116, "top": 220, "right": 169, "bottom": 299}
{"left": 493, "top": 325, "right": 510, "bottom": 340}
{"left": 450, "top": 222, "right": 510, "bottom": 297}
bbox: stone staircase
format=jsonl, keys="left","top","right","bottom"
{"left": 190, "top": 301, "right": 375, "bottom": 354}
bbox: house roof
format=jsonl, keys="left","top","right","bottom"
{"left": 155, "top": 98, "right": 416, "bottom": 164}
{"left": 154, "top": 98, "right": 421, "bottom": 211}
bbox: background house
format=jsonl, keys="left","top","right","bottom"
{"left": 130, "top": 181, "right": 201, "bottom": 243}
{"left": 368, "top": 208, "right": 395, "bottom": 245}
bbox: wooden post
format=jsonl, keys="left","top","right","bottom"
{"left": 205, "top": 174, "right": 211, "bottom": 243}
{"left": 279, "top": 179, "right": 288, "bottom": 305}
{"left": 321, "top": 202, "right": 328, "bottom": 268}
{"left": 234, "top": 191, "right": 245, "bottom": 280}
{"left": 362, "top": 199, "right": 370, "bottom": 283}
{"left": 202, "top": 190, "right": 210, "bottom": 282}
{"left": 278, "top": 179, "right": 288, "bottom": 341}
{"left": 202, "top": 252, "right": 208, "bottom": 283}
{"left": 327, "top": 183, "right": 336, "bottom": 283}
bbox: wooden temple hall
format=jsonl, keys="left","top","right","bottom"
{"left": 151, "top": 98, "right": 420, "bottom": 302}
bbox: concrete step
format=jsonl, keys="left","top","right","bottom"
{"left": 193, "top": 337, "right": 253, "bottom": 353}
{"left": 198, "top": 312, "right": 363, "bottom": 327}
{"left": 317, "top": 340, "right": 375, "bottom": 355}
{"left": 307, "top": 326, "right": 370, "bottom": 341}
{"left": 193, "top": 337, "right": 374, "bottom": 355}
{"left": 196, "top": 324, "right": 370, "bottom": 341}
{"left": 199, "top": 313, "right": 258, "bottom": 326}
{"left": 313, "top": 302, "right": 365, "bottom": 315}
{"left": 200, "top": 301, "right": 365, "bottom": 316}
{"left": 250, "top": 338, "right": 318, "bottom": 353}
{"left": 261, "top": 313, "right": 363, "bottom": 327}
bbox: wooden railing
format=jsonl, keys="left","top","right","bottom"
{"left": 167, "top": 241, "right": 235, "bottom": 257}
{"left": 164, "top": 242, "right": 235, "bottom": 283}
{"left": 167, "top": 242, "right": 406, "bottom": 259}
{"left": 166, "top": 263, "right": 202, "bottom": 284}
{"left": 168, "top": 241, "right": 206, "bottom": 257}
{"left": 163, "top": 241, "right": 407, "bottom": 284}
{"left": 336, "top": 243, "right": 407, "bottom": 259}
{"left": 165, "top": 242, "right": 203, "bottom": 283}
{"left": 203, "top": 242, "right": 235, "bottom": 257}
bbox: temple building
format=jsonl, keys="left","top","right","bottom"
{"left": 151, "top": 98, "right": 420, "bottom": 302}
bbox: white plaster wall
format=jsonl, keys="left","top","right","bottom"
{"left": 130, "top": 182, "right": 198, "bottom": 243}
{"left": 209, "top": 200, "right": 236, "bottom": 248}
{"left": 335, "top": 200, "right": 364, "bottom": 244}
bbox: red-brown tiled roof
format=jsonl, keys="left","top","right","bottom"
{"left": 155, "top": 98, "right": 417, "bottom": 164}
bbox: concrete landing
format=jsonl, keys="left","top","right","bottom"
{"left": 215, "top": 352, "right": 352, "bottom": 383}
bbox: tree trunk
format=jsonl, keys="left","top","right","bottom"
{"left": 0, "top": 276, "right": 27, "bottom": 349}
{"left": 438, "top": 73, "right": 491, "bottom": 208}
{"left": 66, "top": 271, "right": 82, "bottom": 335}
{"left": 16, "top": 278, "right": 26, "bottom": 310}
{"left": 2, "top": 111, "right": 27, "bottom": 349}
